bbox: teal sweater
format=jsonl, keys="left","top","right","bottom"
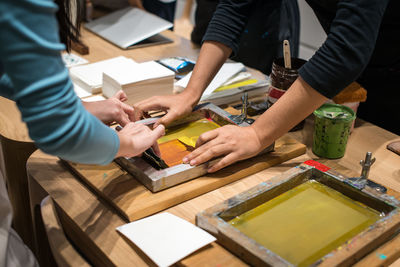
{"left": 0, "top": 0, "right": 119, "bottom": 165}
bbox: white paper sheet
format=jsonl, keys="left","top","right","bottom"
{"left": 222, "top": 71, "right": 252, "bottom": 86}
{"left": 70, "top": 56, "right": 137, "bottom": 93}
{"left": 175, "top": 62, "right": 245, "bottom": 97}
{"left": 62, "top": 53, "right": 88, "bottom": 68}
{"left": 73, "top": 82, "right": 92, "bottom": 98}
{"left": 103, "top": 61, "right": 174, "bottom": 85}
{"left": 116, "top": 212, "right": 216, "bottom": 267}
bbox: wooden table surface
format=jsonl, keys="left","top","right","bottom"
{"left": 27, "top": 119, "right": 400, "bottom": 267}
{"left": 7, "top": 28, "right": 400, "bottom": 266}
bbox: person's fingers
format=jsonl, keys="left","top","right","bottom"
{"left": 111, "top": 101, "right": 130, "bottom": 126}
{"left": 123, "top": 122, "right": 136, "bottom": 131}
{"left": 120, "top": 91, "right": 128, "bottom": 102}
{"left": 121, "top": 101, "right": 133, "bottom": 112}
{"left": 135, "top": 123, "right": 148, "bottom": 131}
{"left": 195, "top": 130, "right": 219, "bottom": 147}
{"left": 133, "top": 108, "right": 144, "bottom": 122}
{"left": 132, "top": 101, "right": 148, "bottom": 121}
{"left": 152, "top": 124, "right": 165, "bottom": 139}
{"left": 121, "top": 102, "right": 135, "bottom": 122}
{"left": 182, "top": 131, "right": 220, "bottom": 163}
{"left": 188, "top": 144, "right": 230, "bottom": 166}
{"left": 133, "top": 97, "right": 165, "bottom": 121}
{"left": 118, "top": 113, "right": 130, "bottom": 127}
{"left": 113, "top": 90, "right": 127, "bottom": 102}
{"left": 182, "top": 139, "right": 215, "bottom": 164}
{"left": 152, "top": 142, "right": 161, "bottom": 157}
{"left": 208, "top": 153, "right": 239, "bottom": 173}
{"left": 153, "top": 119, "right": 162, "bottom": 129}
{"left": 156, "top": 110, "right": 180, "bottom": 128}
{"left": 135, "top": 96, "right": 166, "bottom": 112}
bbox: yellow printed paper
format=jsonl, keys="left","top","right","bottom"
{"left": 158, "top": 119, "right": 220, "bottom": 148}
{"left": 213, "top": 79, "right": 258, "bottom": 92}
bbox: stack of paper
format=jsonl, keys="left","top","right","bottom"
{"left": 73, "top": 83, "right": 92, "bottom": 98}
{"left": 102, "top": 61, "right": 175, "bottom": 106}
{"left": 175, "top": 62, "right": 245, "bottom": 97}
{"left": 69, "top": 56, "right": 136, "bottom": 94}
{"left": 174, "top": 62, "right": 270, "bottom": 105}
{"left": 201, "top": 80, "right": 270, "bottom": 106}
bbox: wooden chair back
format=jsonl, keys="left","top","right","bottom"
{"left": 40, "top": 196, "right": 91, "bottom": 267}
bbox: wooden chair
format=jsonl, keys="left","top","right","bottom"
{"left": 40, "top": 196, "right": 91, "bottom": 267}
{"left": 0, "top": 97, "right": 37, "bottom": 249}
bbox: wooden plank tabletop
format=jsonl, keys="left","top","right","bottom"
{"left": 27, "top": 114, "right": 400, "bottom": 266}
{"left": 27, "top": 119, "right": 400, "bottom": 266}
{"left": 28, "top": 141, "right": 309, "bottom": 267}
{"left": 63, "top": 135, "right": 305, "bottom": 221}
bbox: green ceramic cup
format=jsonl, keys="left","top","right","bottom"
{"left": 312, "top": 103, "right": 356, "bottom": 159}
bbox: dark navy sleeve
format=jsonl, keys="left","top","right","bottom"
{"left": 298, "top": 0, "right": 391, "bottom": 98}
{"left": 202, "top": 0, "right": 256, "bottom": 55}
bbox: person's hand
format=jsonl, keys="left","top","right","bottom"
{"left": 133, "top": 92, "right": 198, "bottom": 127}
{"left": 116, "top": 122, "right": 165, "bottom": 158}
{"left": 128, "top": 0, "right": 144, "bottom": 9}
{"left": 83, "top": 90, "right": 134, "bottom": 126}
{"left": 182, "top": 125, "right": 265, "bottom": 172}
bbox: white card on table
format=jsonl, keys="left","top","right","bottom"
{"left": 116, "top": 212, "right": 216, "bottom": 267}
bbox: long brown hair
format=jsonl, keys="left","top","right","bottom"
{"left": 54, "top": 0, "right": 83, "bottom": 51}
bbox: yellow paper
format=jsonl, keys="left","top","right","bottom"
{"left": 158, "top": 119, "right": 220, "bottom": 148}
{"left": 229, "top": 180, "right": 381, "bottom": 267}
{"left": 213, "top": 79, "right": 258, "bottom": 92}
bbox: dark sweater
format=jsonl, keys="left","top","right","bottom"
{"left": 203, "top": 0, "right": 399, "bottom": 99}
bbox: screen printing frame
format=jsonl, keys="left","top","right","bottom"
{"left": 116, "top": 103, "right": 275, "bottom": 192}
{"left": 196, "top": 163, "right": 400, "bottom": 266}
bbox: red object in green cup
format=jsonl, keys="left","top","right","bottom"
{"left": 312, "top": 103, "right": 356, "bottom": 159}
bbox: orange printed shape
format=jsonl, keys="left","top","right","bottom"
{"left": 159, "top": 139, "right": 194, "bottom": 167}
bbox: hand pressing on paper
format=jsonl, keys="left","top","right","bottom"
{"left": 183, "top": 125, "right": 265, "bottom": 173}
{"left": 83, "top": 90, "right": 135, "bottom": 126}
{"left": 133, "top": 91, "right": 197, "bottom": 127}
{"left": 116, "top": 122, "right": 165, "bottom": 158}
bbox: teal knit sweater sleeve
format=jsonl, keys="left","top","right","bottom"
{"left": 0, "top": 0, "right": 119, "bottom": 165}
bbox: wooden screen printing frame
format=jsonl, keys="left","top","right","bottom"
{"left": 196, "top": 163, "right": 400, "bottom": 266}
{"left": 116, "top": 103, "right": 275, "bottom": 192}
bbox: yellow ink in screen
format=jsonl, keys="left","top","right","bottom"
{"left": 158, "top": 119, "right": 220, "bottom": 147}
{"left": 229, "top": 180, "right": 381, "bottom": 267}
